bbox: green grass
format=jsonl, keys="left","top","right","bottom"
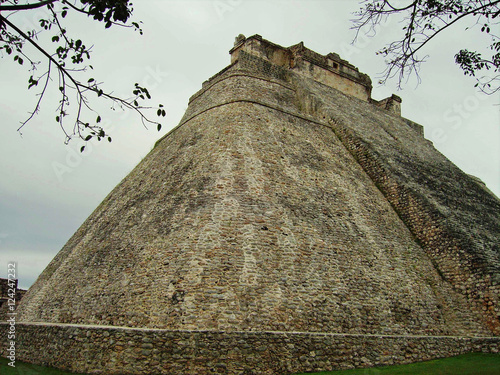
{"left": 1, "top": 352, "right": 499, "bottom": 374}
{"left": 0, "top": 357, "right": 80, "bottom": 374}
{"left": 295, "top": 352, "right": 500, "bottom": 375}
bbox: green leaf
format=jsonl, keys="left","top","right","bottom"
{"left": 157, "top": 109, "right": 161, "bottom": 116}
{"left": 62, "top": 10, "right": 67, "bottom": 18}
{"left": 55, "top": 116, "right": 60, "bottom": 122}
{"left": 157, "top": 123, "right": 162, "bottom": 131}
{"left": 28, "top": 76, "right": 39, "bottom": 89}
{"left": 96, "top": 115, "right": 101, "bottom": 123}
{"left": 80, "top": 146, "right": 85, "bottom": 152}
{"left": 108, "top": 137, "right": 112, "bottom": 143}
{"left": 85, "top": 135, "right": 92, "bottom": 141}
{"left": 162, "top": 110, "right": 166, "bottom": 117}
{"left": 52, "top": 36, "right": 60, "bottom": 42}
{"left": 88, "top": 78, "right": 95, "bottom": 83}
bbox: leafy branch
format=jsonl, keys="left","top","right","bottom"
{"left": 0, "top": 0, "right": 163, "bottom": 149}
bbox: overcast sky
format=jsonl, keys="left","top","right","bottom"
{"left": 1, "top": 0, "right": 499, "bottom": 289}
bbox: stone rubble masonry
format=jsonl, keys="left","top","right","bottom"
{"left": 229, "top": 34, "right": 373, "bottom": 102}
{"left": 3, "top": 34, "right": 499, "bottom": 374}
{"left": 0, "top": 322, "right": 498, "bottom": 375}
{"left": 0, "top": 278, "right": 26, "bottom": 321}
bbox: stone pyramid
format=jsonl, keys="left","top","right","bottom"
{"left": 4, "top": 35, "right": 499, "bottom": 374}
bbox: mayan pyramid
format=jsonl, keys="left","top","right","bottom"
{"left": 3, "top": 34, "right": 499, "bottom": 374}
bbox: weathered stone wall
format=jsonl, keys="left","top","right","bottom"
{"left": 291, "top": 74, "right": 500, "bottom": 335}
{"left": 182, "top": 60, "right": 296, "bottom": 123}
{"left": 17, "top": 62, "right": 494, "bottom": 336}
{"left": 230, "top": 35, "right": 372, "bottom": 101}
{"left": 1, "top": 322, "right": 498, "bottom": 375}
{"left": 174, "top": 44, "right": 499, "bottom": 338}
{"left": 20, "top": 98, "right": 482, "bottom": 335}
{"left": 0, "top": 279, "right": 25, "bottom": 321}
{"left": 0, "top": 278, "right": 15, "bottom": 298}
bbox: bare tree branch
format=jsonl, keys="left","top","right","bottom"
{"left": 0, "top": 0, "right": 57, "bottom": 12}
{"left": 352, "top": 0, "right": 500, "bottom": 93}
{"left": 18, "top": 61, "right": 52, "bottom": 133}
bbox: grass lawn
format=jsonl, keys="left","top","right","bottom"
{"left": 0, "top": 357, "right": 80, "bottom": 374}
{"left": 294, "top": 352, "right": 500, "bottom": 375}
{"left": 0, "top": 352, "right": 499, "bottom": 374}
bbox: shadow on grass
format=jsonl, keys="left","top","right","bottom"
{"left": 1, "top": 352, "right": 499, "bottom": 374}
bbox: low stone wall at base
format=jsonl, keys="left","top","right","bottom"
{"left": 1, "top": 322, "right": 498, "bottom": 374}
